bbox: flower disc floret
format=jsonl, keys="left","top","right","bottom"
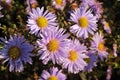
{"left": 48, "top": 75, "right": 59, "bottom": 80}
{"left": 47, "top": 39, "right": 59, "bottom": 52}
{"left": 36, "top": 16, "right": 48, "bottom": 28}
{"left": 8, "top": 46, "right": 21, "bottom": 59}
{"left": 78, "top": 17, "right": 89, "bottom": 28}
{"left": 69, "top": 50, "right": 78, "bottom": 62}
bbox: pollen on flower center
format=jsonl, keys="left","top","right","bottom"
{"left": 55, "top": 0, "right": 62, "bottom": 5}
{"left": 78, "top": 17, "right": 89, "bottom": 28}
{"left": 48, "top": 75, "right": 58, "bottom": 80}
{"left": 98, "top": 42, "right": 105, "bottom": 51}
{"left": 47, "top": 39, "right": 59, "bottom": 52}
{"left": 8, "top": 46, "right": 21, "bottom": 59}
{"left": 36, "top": 16, "right": 48, "bottom": 28}
{"left": 69, "top": 50, "right": 78, "bottom": 62}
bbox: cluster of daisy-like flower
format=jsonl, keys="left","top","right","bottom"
{"left": 0, "top": 0, "right": 115, "bottom": 80}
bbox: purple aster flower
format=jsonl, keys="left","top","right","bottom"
{"left": 101, "top": 19, "right": 111, "bottom": 34}
{"left": 69, "top": 5, "right": 98, "bottom": 39}
{"left": 39, "top": 67, "right": 66, "bottom": 80}
{"left": 90, "top": 32, "right": 108, "bottom": 61}
{"left": 84, "top": 50, "right": 98, "bottom": 72}
{"left": 0, "top": 35, "right": 34, "bottom": 72}
{"left": 52, "top": 0, "right": 66, "bottom": 10}
{"left": 36, "top": 27, "right": 69, "bottom": 65}
{"left": 27, "top": 7, "right": 57, "bottom": 36}
{"left": 62, "top": 39, "right": 88, "bottom": 74}
{"left": 81, "top": 0, "right": 103, "bottom": 18}
{"left": 26, "top": 0, "right": 38, "bottom": 13}
{"left": 91, "top": 1, "right": 103, "bottom": 18}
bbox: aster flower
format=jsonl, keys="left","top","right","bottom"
{"left": 90, "top": 32, "right": 108, "bottom": 61}
{"left": 90, "top": 0, "right": 103, "bottom": 18}
{"left": 27, "top": 7, "right": 57, "bottom": 36}
{"left": 102, "top": 19, "right": 111, "bottom": 34}
{"left": 81, "top": 0, "right": 103, "bottom": 18}
{"left": 69, "top": 5, "right": 98, "bottom": 39}
{"left": 36, "top": 27, "right": 69, "bottom": 64}
{"left": 52, "top": 0, "right": 66, "bottom": 10}
{"left": 0, "top": 35, "right": 34, "bottom": 72}
{"left": 84, "top": 50, "right": 98, "bottom": 72}
{"left": 26, "top": 0, "right": 38, "bottom": 13}
{"left": 39, "top": 67, "right": 66, "bottom": 80}
{"left": 62, "top": 39, "right": 88, "bottom": 74}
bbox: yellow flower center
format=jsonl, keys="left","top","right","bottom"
{"left": 78, "top": 17, "right": 89, "bottom": 28}
{"left": 8, "top": 46, "right": 21, "bottom": 59}
{"left": 47, "top": 39, "right": 59, "bottom": 52}
{"left": 55, "top": 0, "right": 62, "bottom": 5}
{"left": 48, "top": 75, "right": 58, "bottom": 80}
{"left": 69, "top": 50, "right": 78, "bottom": 62}
{"left": 98, "top": 42, "right": 105, "bottom": 51}
{"left": 105, "top": 22, "right": 109, "bottom": 28}
{"left": 36, "top": 16, "right": 48, "bottom": 28}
